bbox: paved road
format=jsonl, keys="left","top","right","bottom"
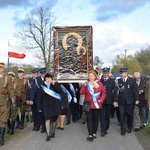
{"left": 1, "top": 118, "right": 144, "bottom": 150}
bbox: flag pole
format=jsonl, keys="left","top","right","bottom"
{"left": 7, "top": 40, "right": 10, "bottom": 73}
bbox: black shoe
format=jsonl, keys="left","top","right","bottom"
{"left": 35, "top": 127, "right": 40, "bottom": 131}
{"left": 127, "top": 128, "right": 132, "bottom": 133}
{"left": 72, "top": 119, "right": 76, "bottom": 123}
{"left": 46, "top": 135, "right": 50, "bottom": 141}
{"left": 101, "top": 132, "right": 106, "bottom": 137}
{"left": 41, "top": 129, "right": 46, "bottom": 133}
{"left": 25, "top": 116, "right": 29, "bottom": 122}
{"left": 19, "top": 115, "right": 25, "bottom": 130}
{"left": 15, "top": 122, "right": 20, "bottom": 129}
{"left": 121, "top": 131, "right": 126, "bottom": 136}
{"left": 19, "top": 125, "right": 24, "bottom": 130}
{"left": 30, "top": 115, "right": 33, "bottom": 122}
{"left": 9, "top": 129, "right": 14, "bottom": 135}
{"left": 87, "top": 136, "right": 93, "bottom": 141}
{"left": 60, "top": 127, "right": 64, "bottom": 130}
{"left": 140, "top": 126, "right": 144, "bottom": 129}
{"left": 6, "top": 128, "right": 10, "bottom": 134}
{"left": 65, "top": 122, "right": 70, "bottom": 125}
{"left": 32, "top": 127, "right": 35, "bottom": 131}
{"left": 0, "top": 139, "right": 4, "bottom": 146}
{"left": 0, "top": 127, "right": 5, "bottom": 146}
{"left": 82, "top": 121, "right": 85, "bottom": 124}
{"left": 57, "top": 127, "right": 60, "bottom": 129}
{"left": 34, "top": 127, "right": 40, "bottom": 131}
{"left": 134, "top": 128, "right": 140, "bottom": 131}
{"left": 50, "top": 133, "right": 55, "bottom": 138}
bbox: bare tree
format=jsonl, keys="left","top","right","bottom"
{"left": 15, "top": 5, "right": 58, "bottom": 71}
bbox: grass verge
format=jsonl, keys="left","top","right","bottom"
{"left": 134, "top": 112, "right": 150, "bottom": 150}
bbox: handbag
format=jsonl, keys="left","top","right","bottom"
{"left": 82, "top": 101, "right": 90, "bottom": 112}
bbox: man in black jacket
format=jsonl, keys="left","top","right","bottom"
{"left": 113, "top": 68, "right": 139, "bottom": 135}
{"left": 100, "top": 67, "right": 117, "bottom": 136}
{"left": 26, "top": 69, "right": 39, "bottom": 131}
{"left": 133, "top": 72, "right": 147, "bottom": 131}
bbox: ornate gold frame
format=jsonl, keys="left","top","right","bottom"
{"left": 53, "top": 26, "right": 93, "bottom": 83}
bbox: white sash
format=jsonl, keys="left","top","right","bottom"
{"left": 61, "top": 84, "right": 72, "bottom": 103}
{"left": 87, "top": 83, "right": 101, "bottom": 109}
{"left": 41, "top": 85, "right": 61, "bottom": 101}
{"left": 69, "top": 83, "right": 77, "bottom": 103}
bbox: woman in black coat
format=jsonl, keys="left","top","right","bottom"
{"left": 37, "top": 73, "right": 63, "bottom": 141}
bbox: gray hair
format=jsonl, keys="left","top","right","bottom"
{"left": 134, "top": 72, "right": 141, "bottom": 77}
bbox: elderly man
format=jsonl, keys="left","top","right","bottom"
{"left": 133, "top": 72, "right": 147, "bottom": 131}
{"left": 114, "top": 68, "right": 139, "bottom": 135}
{"left": 146, "top": 78, "right": 150, "bottom": 114}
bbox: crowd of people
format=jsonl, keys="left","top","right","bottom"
{"left": 0, "top": 62, "right": 150, "bottom": 146}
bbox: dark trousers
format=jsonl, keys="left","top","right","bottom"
{"left": 115, "top": 107, "right": 120, "bottom": 123}
{"left": 100, "top": 104, "right": 112, "bottom": 133}
{"left": 119, "top": 104, "right": 134, "bottom": 131}
{"left": 111, "top": 106, "right": 120, "bottom": 122}
{"left": 66, "top": 103, "right": 79, "bottom": 122}
{"left": 39, "top": 112, "right": 45, "bottom": 131}
{"left": 32, "top": 103, "right": 40, "bottom": 129}
{"left": 86, "top": 109, "right": 100, "bottom": 135}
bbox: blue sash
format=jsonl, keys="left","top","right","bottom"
{"left": 61, "top": 84, "right": 72, "bottom": 104}
{"left": 69, "top": 83, "right": 77, "bottom": 103}
{"left": 87, "top": 83, "right": 101, "bottom": 109}
{"left": 41, "top": 85, "right": 61, "bottom": 101}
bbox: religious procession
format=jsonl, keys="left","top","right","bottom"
{"left": 0, "top": 26, "right": 150, "bottom": 149}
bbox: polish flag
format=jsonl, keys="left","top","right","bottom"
{"left": 8, "top": 52, "right": 26, "bottom": 59}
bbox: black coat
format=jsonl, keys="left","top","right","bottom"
{"left": 135, "top": 79, "right": 147, "bottom": 106}
{"left": 116, "top": 77, "right": 139, "bottom": 104}
{"left": 37, "top": 82, "right": 63, "bottom": 119}
{"left": 100, "top": 77, "right": 117, "bottom": 104}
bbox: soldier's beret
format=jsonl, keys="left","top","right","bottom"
{"left": 102, "top": 67, "right": 110, "bottom": 73}
{"left": 18, "top": 68, "right": 25, "bottom": 73}
{"left": 120, "top": 68, "right": 128, "bottom": 73}
{"left": 8, "top": 71, "right": 15, "bottom": 77}
{"left": 39, "top": 67, "right": 46, "bottom": 74}
{"left": 0, "top": 63, "right": 4, "bottom": 68}
{"left": 31, "top": 69, "right": 38, "bottom": 74}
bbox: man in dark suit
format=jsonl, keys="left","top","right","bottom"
{"left": 100, "top": 67, "right": 117, "bottom": 136}
{"left": 29, "top": 67, "right": 47, "bottom": 133}
{"left": 113, "top": 68, "right": 139, "bottom": 135}
{"left": 133, "top": 72, "right": 147, "bottom": 131}
{"left": 26, "top": 69, "right": 40, "bottom": 131}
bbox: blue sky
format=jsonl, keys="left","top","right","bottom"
{"left": 0, "top": 0, "right": 150, "bottom": 68}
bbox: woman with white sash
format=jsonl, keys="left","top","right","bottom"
{"left": 80, "top": 70, "right": 106, "bottom": 141}
{"left": 37, "top": 73, "right": 63, "bottom": 141}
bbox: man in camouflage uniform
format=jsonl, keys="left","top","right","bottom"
{"left": 0, "top": 63, "right": 13, "bottom": 146}
{"left": 15, "top": 68, "right": 27, "bottom": 130}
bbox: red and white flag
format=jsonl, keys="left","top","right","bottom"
{"left": 8, "top": 52, "right": 26, "bottom": 59}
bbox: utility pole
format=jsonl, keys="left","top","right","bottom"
{"left": 125, "top": 49, "right": 127, "bottom": 59}
{"left": 7, "top": 40, "right": 10, "bottom": 73}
